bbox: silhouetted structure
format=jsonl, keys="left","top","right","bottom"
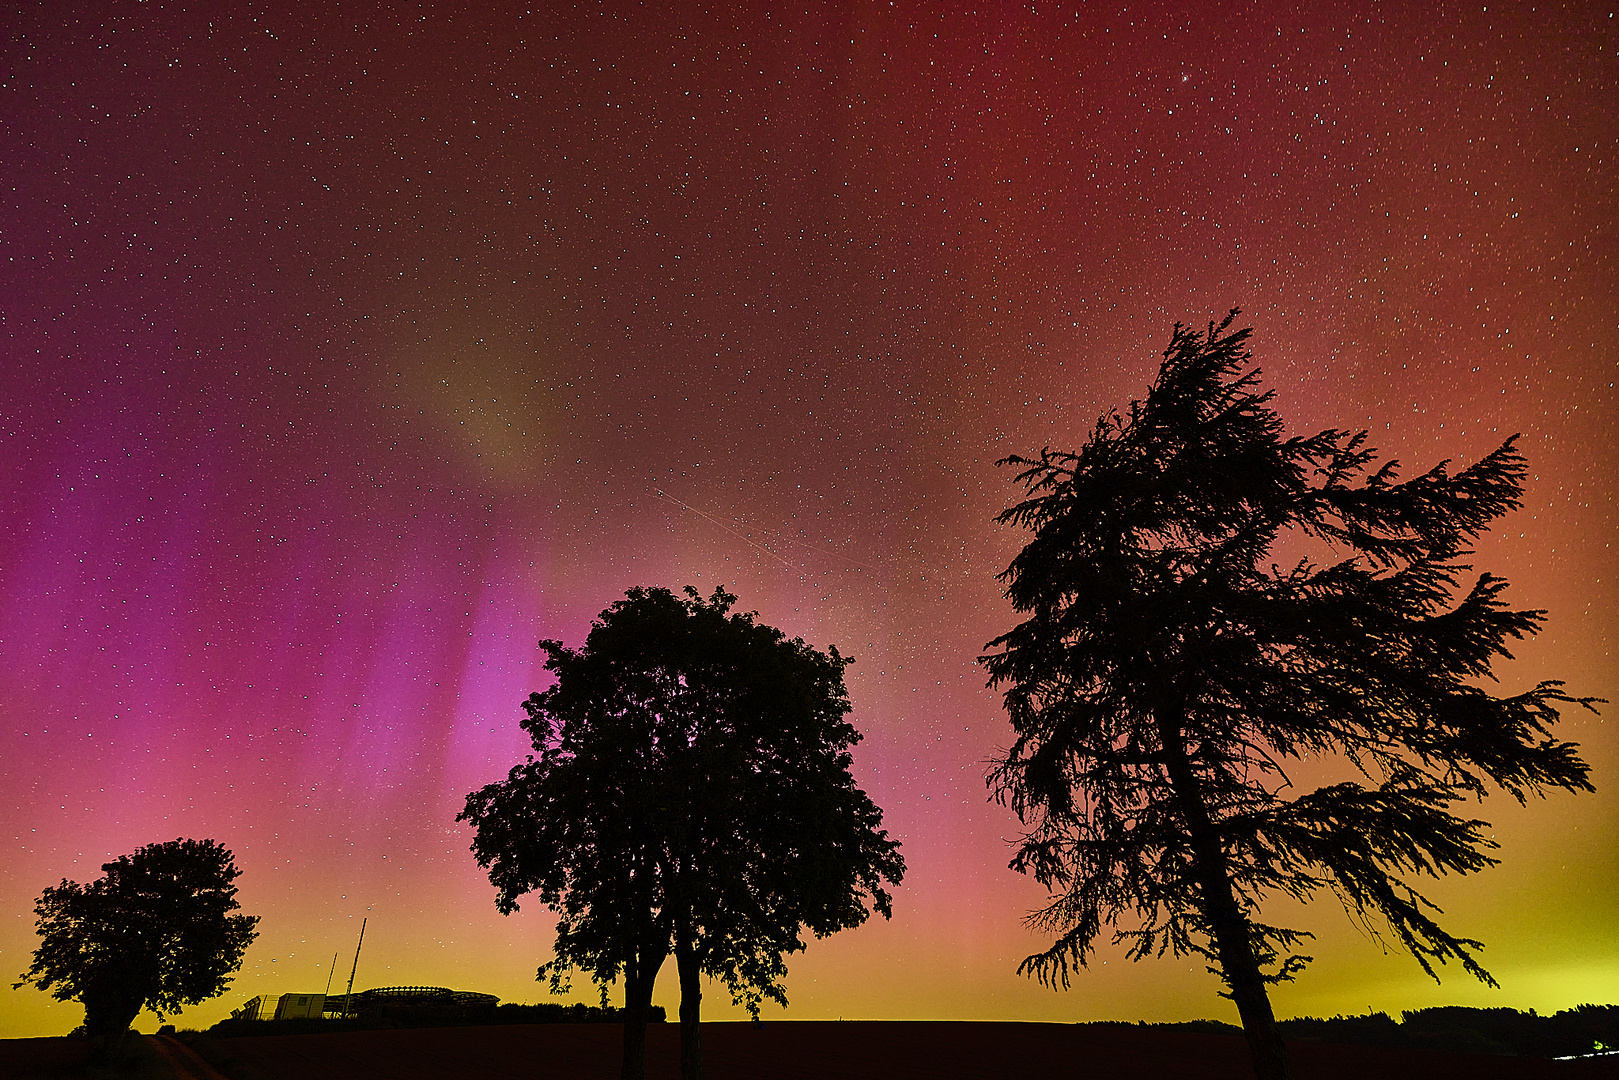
{"left": 228, "top": 986, "right": 499, "bottom": 1024}
{"left": 15, "top": 838, "right": 259, "bottom": 1053}
{"left": 212, "top": 995, "right": 661, "bottom": 1036}
{"left": 230, "top": 992, "right": 326, "bottom": 1020}
{"left": 981, "top": 313, "right": 1598, "bottom": 1080}
{"left": 462, "top": 585, "right": 904, "bottom": 1080}
{"left": 353, "top": 985, "right": 500, "bottom": 1022}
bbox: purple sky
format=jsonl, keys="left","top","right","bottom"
{"left": 2, "top": 1, "right": 1613, "bottom": 1037}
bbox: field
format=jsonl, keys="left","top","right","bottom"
{"left": 6, "top": 1023, "right": 1619, "bottom": 1080}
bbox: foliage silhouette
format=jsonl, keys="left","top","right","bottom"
{"left": 981, "top": 313, "right": 1598, "bottom": 1080}
{"left": 461, "top": 585, "right": 904, "bottom": 1080}
{"left": 16, "top": 838, "right": 259, "bottom": 1052}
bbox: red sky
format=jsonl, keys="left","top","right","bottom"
{"left": 2, "top": 0, "right": 1613, "bottom": 1038}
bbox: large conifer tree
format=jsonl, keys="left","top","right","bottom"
{"left": 981, "top": 313, "right": 1597, "bottom": 1080}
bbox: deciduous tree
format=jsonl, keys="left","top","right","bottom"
{"left": 17, "top": 838, "right": 259, "bottom": 1051}
{"left": 461, "top": 585, "right": 903, "bottom": 1080}
{"left": 981, "top": 314, "right": 1597, "bottom": 1080}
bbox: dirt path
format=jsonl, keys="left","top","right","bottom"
{"left": 146, "top": 1035, "right": 231, "bottom": 1080}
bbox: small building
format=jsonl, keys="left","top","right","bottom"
{"left": 229, "top": 993, "right": 327, "bottom": 1021}
{"left": 273, "top": 993, "right": 326, "bottom": 1020}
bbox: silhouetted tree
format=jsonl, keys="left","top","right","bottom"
{"left": 461, "top": 586, "right": 904, "bottom": 1080}
{"left": 16, "top": 838, "right": 259, "bottom": 1052}
{"left": 981, "top": 314, "right": 1597, "bottom": 1080}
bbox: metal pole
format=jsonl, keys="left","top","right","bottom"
{"left": 341, "top": 918, "right": 366, "bottom": 1019}
{"left": 324, "top": 950, "right": 338, "bottom": 998}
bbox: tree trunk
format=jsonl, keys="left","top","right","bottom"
{"left": 81, "top": 988, "right": 142, "bottom": 1058}
{"left": 620, "top": 941, "right": 667, "bottom": 1080}
{"left": 675, "top": 913, "right": 704, "bottom": 1080}
{"left": 620, "top": 972, "right": 651, "bottom": 1080}
{"left": 1199, "top": 876, "right": 1290, "bottom": 1080}
{"left": 1157, "top": 709, "right": 1290, "bottom": 1080}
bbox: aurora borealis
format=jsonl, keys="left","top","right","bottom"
{"left": 2, "top": 0, "right": 1613, "bottom": 1039}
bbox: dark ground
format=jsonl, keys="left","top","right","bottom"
{"left": 4, "top": 1023, "right": 1618, "bottom": 1080}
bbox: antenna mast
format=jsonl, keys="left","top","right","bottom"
{"left": 341, "top": 918, "right": 366, "bottom": 1019}
{"left": 324, "top": 950, "right": 338, "bottom": 998}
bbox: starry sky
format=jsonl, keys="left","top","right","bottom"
{"left": 3, "top": 1, "right": 1614, "bottom": 1039}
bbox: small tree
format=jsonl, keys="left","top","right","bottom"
{"left": 981, "top": 314, "right": 1597, "bottom": 1080}
{"left": 461, "top": 586, "right": 904, "bottom": 1080}
{"left": 16, "top": 838, "right": 259, "bottom": 1050}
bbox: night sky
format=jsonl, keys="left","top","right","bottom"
{"left": 3, "top": 1, "right": 1614, "bottom": 1039}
